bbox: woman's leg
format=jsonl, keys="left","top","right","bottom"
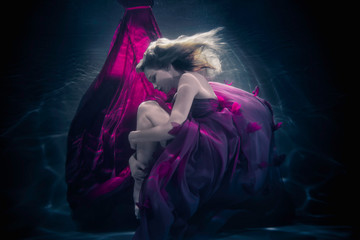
{"left": 130, "top": 101, "right": 169, "bottom": 218}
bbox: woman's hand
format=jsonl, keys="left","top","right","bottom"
{"left": 129, "top": 154, "right": 147, "bottom": 179}
{"left": 128, "top": 131, "right": 138, "bottom": 150}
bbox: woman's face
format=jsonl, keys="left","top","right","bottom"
{"left": 144, "top": 67, "right": 175, "bottom": 93}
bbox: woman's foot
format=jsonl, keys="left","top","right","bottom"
{"left": 135, "top": 204, "right": 140, "bottom": 219}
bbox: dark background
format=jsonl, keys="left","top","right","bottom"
{"left": 1, "top": 0, "right": 355, "bottom": 239}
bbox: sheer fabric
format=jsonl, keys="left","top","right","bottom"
{"left": 65, "top": 1, "right": 292, "bottom": 235}
{"left": 66, "top": 4, "right": 164, "bottom": 213}
{"left": 133, "top": 82, "right": 289, "bottom": 239}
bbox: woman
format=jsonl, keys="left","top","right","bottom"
{"left": 128, "top": 28, "right": 292, "bottom": 240}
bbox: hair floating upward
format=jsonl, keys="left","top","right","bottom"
{"left": 136, "top": 27, "right": 225, "bottom": 77}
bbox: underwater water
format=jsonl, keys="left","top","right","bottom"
{"left": 2, "top": 0, "right": 354, "bottom": 239}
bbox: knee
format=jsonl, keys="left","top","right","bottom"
{"left": 137, "top": 100, "right": 169, "bottom": 127}
{"left": 137, "top": 101, "right": 158, "bottom": 128}
{"left": 137, "top": 100, "right": 158, "bottom": 115}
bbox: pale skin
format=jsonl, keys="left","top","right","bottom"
{"left": 128, "top": 64, "right": 217, "bottom": 219}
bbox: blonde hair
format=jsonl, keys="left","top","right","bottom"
{"left": 136, "top": 27, "right": 224, "bottom": 76}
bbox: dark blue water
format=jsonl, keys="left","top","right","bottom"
{"left": 1, "top": 0, "right": 354, "bottom": 239}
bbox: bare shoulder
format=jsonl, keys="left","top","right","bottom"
{"left": 179, "top": 72, "right": 200, "bottom": 88}
{"left": 181, "top": 71, "right": 217, "bottom": 99}
{"left": 180, "top": 72, "right": 198, "bottom": 82}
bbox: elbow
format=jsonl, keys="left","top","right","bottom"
{"left": 169, "top": 112, "right": 188, "bottom": 126}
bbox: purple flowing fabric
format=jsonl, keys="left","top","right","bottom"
{"left": 66, "top": 1, "right": 165, "bottom": 214}
{"left": 66, "top": 0, "right": 292, "bottom": 234}
{"left": 133, "top": 82, "right": 288, "bottom": 239}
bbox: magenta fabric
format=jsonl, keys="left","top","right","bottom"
{"left": 133, "top": 82, "right": 285, "bottom": 239}
{"left": 65, "top": 1, "right": 290, "bottom": 235}
{"left": 65, "top": 5, "right": 165, "bottom": 210}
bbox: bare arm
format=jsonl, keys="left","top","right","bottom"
{"left": 129, "top": 73, "right": 198, "bottom": 145}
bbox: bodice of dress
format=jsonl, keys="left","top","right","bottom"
{"left": 117, "top": 0, "right": 154, "bottom": 8}
{"left": 190, "top": 98, "right": 219, "bottom": 118}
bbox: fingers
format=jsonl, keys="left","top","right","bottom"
{"left": 129, "top": 155, "right": 139, "bottom": 172}
{"left": 129, "top": 155, "right": 149, "bottom": 182}
{"left": 129, "top": 155, "right": 147, "bottom": 172}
